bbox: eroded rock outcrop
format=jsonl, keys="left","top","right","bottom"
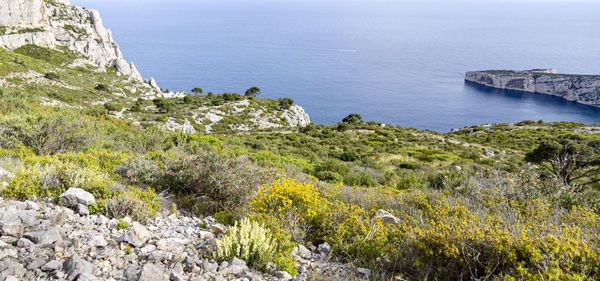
{"left": 465, "top": 69, "right": 600, "bottom": 108}
{"left": 0, "top": 0, "right": 143, "bottom": 80}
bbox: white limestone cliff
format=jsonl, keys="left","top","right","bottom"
{"left": 465, "top": 70, "right": 600, "bottom": 108}
{"left": 0, "top": 0, "right": 143, "bottom": 81}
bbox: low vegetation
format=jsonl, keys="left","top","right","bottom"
{"left": 1, "top": 44, "right": 600, "bottom": 279}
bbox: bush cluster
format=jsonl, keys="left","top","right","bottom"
{"left": 121, "top": 151, "right": 272, "bottom": 216}
{"left": 0, "top": 150, "right": 159, "bottom": 222}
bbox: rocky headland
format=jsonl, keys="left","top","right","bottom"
{"left": 0, "top": 0, "right": 311, "bottom": 133}
{"left": 465, "top": 69, "right": 600, "bottom": 108}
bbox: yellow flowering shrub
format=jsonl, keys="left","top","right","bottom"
{"left": 315, "top": 189, "right": 600, "bottom": 280}
{"left": 249, "top": 178, "right": 600, "bottom": 280}
{"left": 250, "top": 177, "right": 330, "bottom": 241}
{"left": 316, "top": 202, "right": 396, "bottom": 264}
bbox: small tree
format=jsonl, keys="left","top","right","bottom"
{"left": 183, "top": 95, "right": 193, "bottom": 104}
{"left": 342, "top": 113, "right": 362, "bottom": 124}
{"left": 525, "top": 137, "right": 600, "bottom": 190}
{"left": 104, "top": 102, "right": 122, "bottom": 114}
{"left": 130, "top": 98, "right": 144, "bottom": 112}
{"left": 245, "top": 86, "right": 261, "bottom": 97}
{"left": 191, "top": 87, "right": 203, "bottom": 94}
{"left": 153, "top": 98, "right": 173, "bottom": 113}
{"left": 279, "top": 97, "right": 294, "bottom": 110}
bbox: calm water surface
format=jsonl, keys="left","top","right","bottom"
{"left": 72, "top": 0, "right": 600, "bottom": 131}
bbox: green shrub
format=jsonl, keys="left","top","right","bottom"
{"left": 130, "top": 101, "right": 142, "bottom": 112}
{"left": 153, "top": 98, "right": 174, "bottom": 113}
{"left": 245, "top": 86, "right": 261, "bottom": 97}
{"left": 430, "top": 170, "right": 466, "bottom": 189}
{"left": 124, "top": 151, "right": 271, "bottom": 216}
{"left": 1, "top": 170, "right": 41, "bottom": 200}
{"left": 314, "top": 160, "right": 350, "bottom": 180}
{"left": 104, "top": 102, "right": 122, "bottom": 113}
{"left": 396, "top": 171, "right": 428, "bottom": 189}
{"left": 0, "top": 112, "right": 93, "bottom": 155}
{"left": 104, "top": 187, "right": 159, "bottom": 222}
{"left": 215, "top": 218, "right": 296, "bottom": 276}
{"left": 13, "top": 44, "right": 74, "bottom": 65}
{"left": 515, "top": 120, "right": 536, "bottom": 126}
{"left": 316, "top": 171, "right": 343, "bottom": 183}
{"left": 279, "top": 97, "right": 294, "bottom": 110}
{"left": 44, "top": 72, "right": 60, "bottom": 81}
{"left": 116, "top": 219, "right": 130, "bottom": 230}
{"left": 339, "top": 151, "right": 360, "bottom": 162}
{"left": 398, "top": 162, "right": 420, "bottom": 170}
{"left": 342, "top": 113, "right": 362, "bottom": 124}
{"left": 84, "top": 106, "right": 108, "bottom": 117}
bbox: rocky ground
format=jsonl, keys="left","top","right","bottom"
{"left": 0, "top": 188, "right": 366, "bottom": 281}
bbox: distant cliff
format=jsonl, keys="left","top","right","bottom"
{"left": 465, "top": 69, "right": 600, "bottom": 108}
{"left": 0, "top": 0, "right": 142, "bottom": 80}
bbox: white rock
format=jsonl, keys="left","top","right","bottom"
{"left": 357, "top": 267, "right": 371, "bottom": 277}
{"left": 138, "top": 263, "right": 166, "bottom": 281}
{"left": 58, "top": 188, "right": 96, "bottom": 212}
{"left": 87, "top": 235, "right": 107, "bottom": 248}
{"left": 63, "top": 254, "right": 94, "bottom": 281}
{"left": 198, "top": 230, "right": 215, "bottom": 240}
{"left": 317, "top": 242, "right": 331, "bottom": 255}
{"left": 295, "top": 245, "right": 311, "bottom": 259}
{"left": 41, "top": 260, "right": 62, "bottom": 272}
{"left": 274, "top": 271, "right": 292, "bottom": 280}
{"left": 24, "top": 200, "right": 39, "bottom": 211}
{"left": 156, "top": 238, "right": 190, "bottom": 252}
{"left": 0, "top": 167, "right": 14, "bottom": 179}
{"left": 24, "top": 228, "right": 62, "bottom": 246}
{"left": 121, "top": 222, "right": 151, "bottom": 247}
{"left": 0, "top": 248, "right": 18, "bottom": 259}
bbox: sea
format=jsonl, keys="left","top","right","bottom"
{"left": 71, "top": 0, "right": 600, "bottom": 132}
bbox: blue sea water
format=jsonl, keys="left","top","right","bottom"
{"left": 72, "top": 0, "right": 600, "bottom": 132}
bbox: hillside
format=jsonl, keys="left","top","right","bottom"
{"left": 1, "top": 1, "right": 600, "bottom": 281}
{"left": 0, "top": 0, "right": 311, "bottom": 134}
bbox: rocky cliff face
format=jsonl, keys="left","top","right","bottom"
{"left": 465, "top": 70, "right": 600, "bottom": 108}
{"left": 0, "top": 0, "right": 142, "bottom": 80}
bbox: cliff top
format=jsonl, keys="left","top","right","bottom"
{"left": 469, "top": 69, "right": 600, "bottom": 78}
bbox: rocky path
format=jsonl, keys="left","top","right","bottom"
{"left": 0, "top": 189, "right": 363, "bottom": 281}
